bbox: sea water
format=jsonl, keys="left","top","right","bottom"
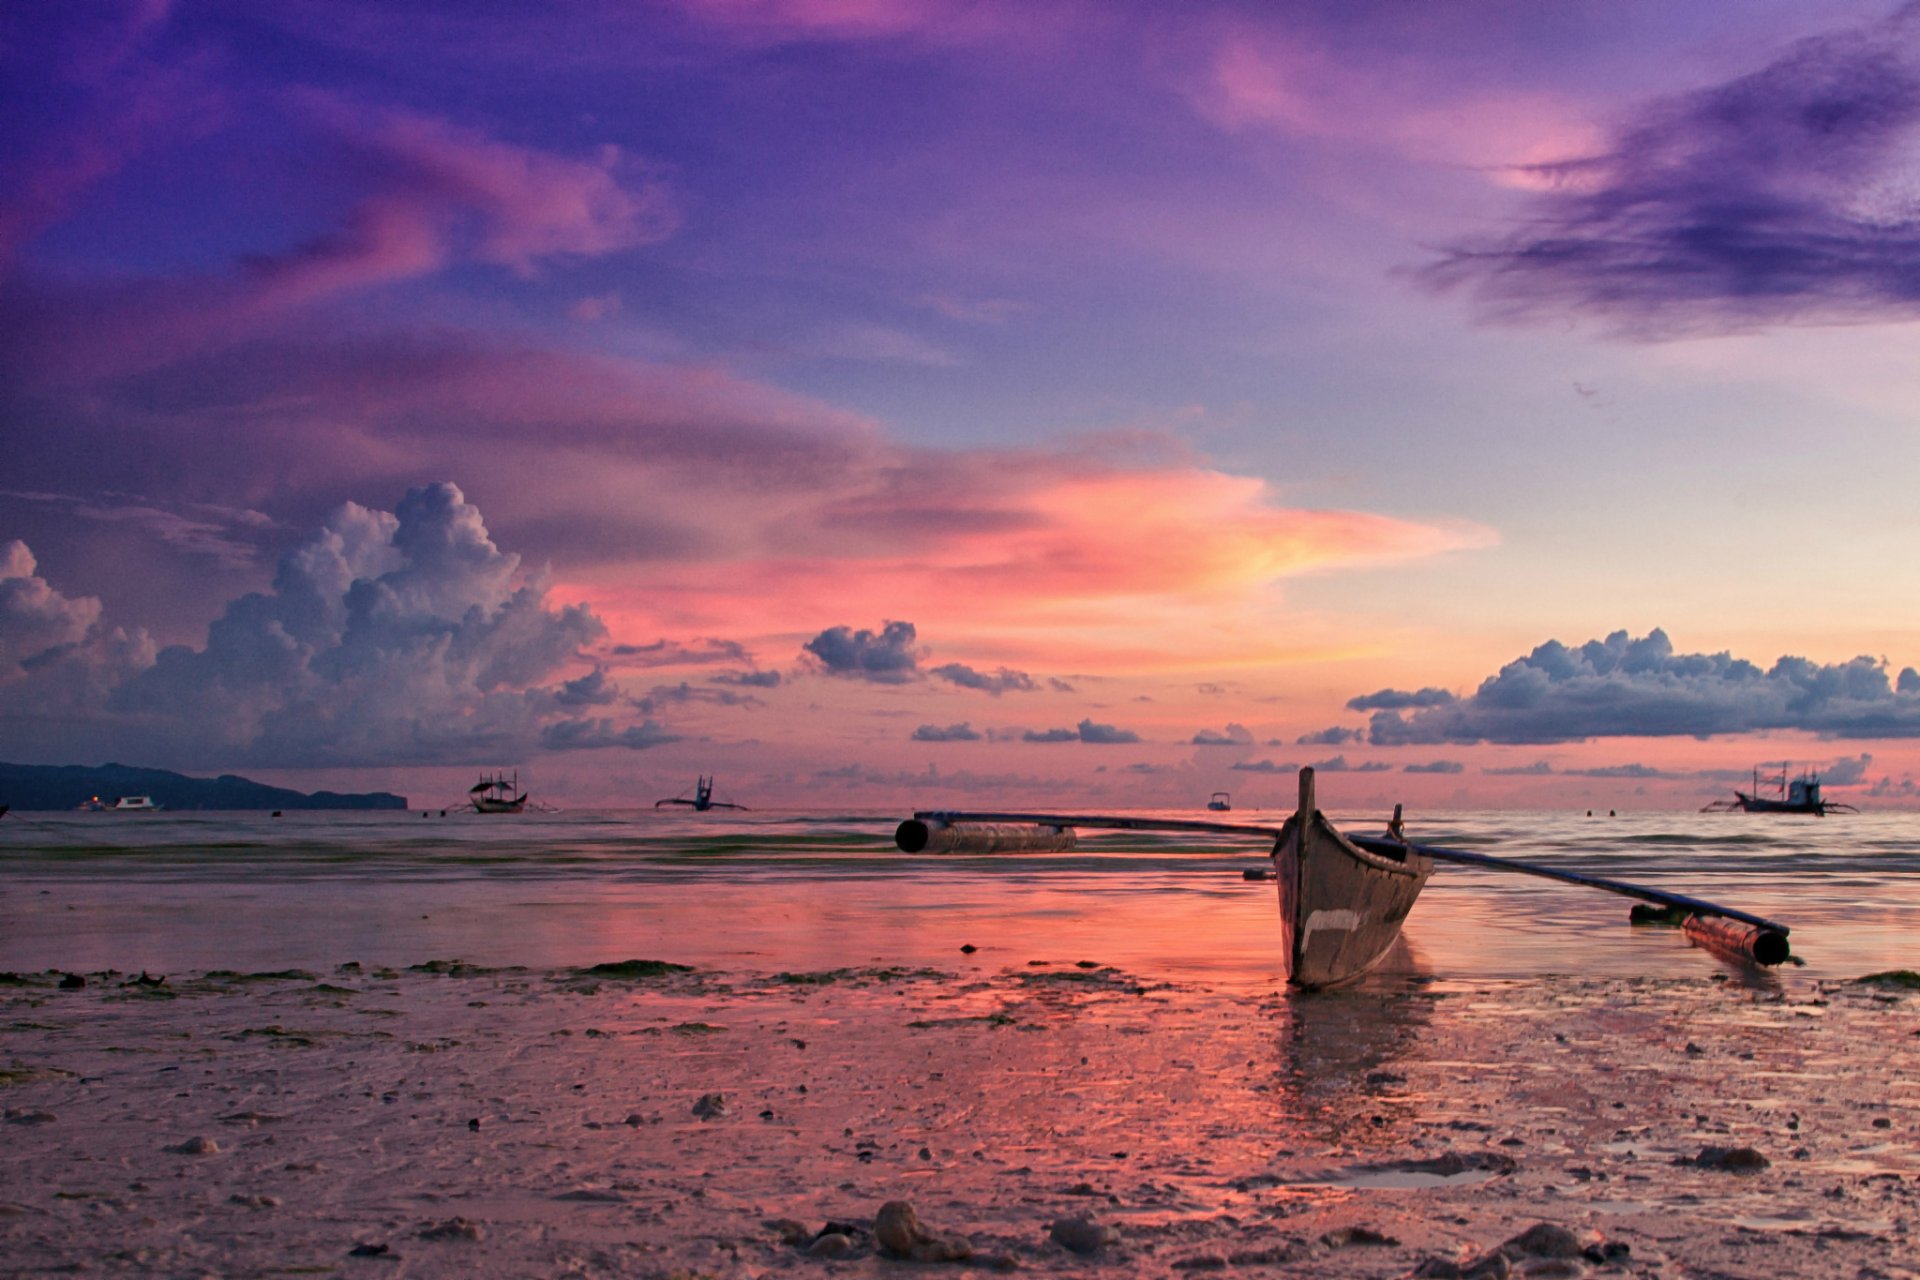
{"left": 1, "top": 807, "right": 1914, "bottom": 986}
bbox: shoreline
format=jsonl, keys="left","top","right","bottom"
{"left": 4, "top": 960, "right": 1916, "bottom": 1277}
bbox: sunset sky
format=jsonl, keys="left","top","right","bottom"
{"left": 9, "top": 0, "right": 1920, "bottom": 810}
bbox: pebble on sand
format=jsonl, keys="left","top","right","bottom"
{"left": 1049, "top": 1213, "right": 1120, "bottom": 1255}
{"left": 166, "top": 1136, "right": 219, "bottom": 1155}
{"left": 875, "top": 1200, "right": 972, "bottom": 1262}
{"left": 1684, "top": 1145, "right": 1770, "bottom": 1172}
{"left": 419, "top": 1217, "right": 483, "bottom": 1242}
{"left": 691, "top": 1092, "right": 729, "bottom": 1119}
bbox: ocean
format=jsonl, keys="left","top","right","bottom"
{"left": 2, "top": 805, "right": 1913, "bottom": 986}
{"left": 7, "top": 805, "right": 1912, "bottom": 990}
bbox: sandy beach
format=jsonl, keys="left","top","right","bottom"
{"left": 4, "top": 955, "right": 1916, "bottom": 1278}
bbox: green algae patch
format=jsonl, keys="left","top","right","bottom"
{"left": 669, "top": 1022, "right": 724, "bottom": 1035}
{"left": 1856, "top": 971, "right": 1920, "bottom": 990}
{"left": 1015, "top": 966, "right": 1150, "bottom": 994}
{"left": 203, "top": 969, "right": 320, "bottom": 983}
{"left": 907, "top": 1013, "right": 1017, "bottom": 1029}
{"left": 1, "top": 1062, "right": 76, "bottom": 1087}
{"left": 773, "top": 966, "right": 948, "bottom": 986}
{"left": 576, "top": 959, "right": 693, "bottom": 981}
{"left": 408, "top": 960, "right": 522, "bottom": 978}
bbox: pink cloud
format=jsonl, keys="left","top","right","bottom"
{"left": 246, "top": 95, "right": 678, "bottom": 306}
{"left": 1193, "top": 23, "right": 1603, "bottom": 173}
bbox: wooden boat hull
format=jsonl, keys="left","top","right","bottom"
{"left": 1273, "top": 771, "right": 1432, "bottom": 989}
{"left": 471, "top": 796, "right": 527, "bottom": 813}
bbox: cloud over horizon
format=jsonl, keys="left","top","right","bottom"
{"left": 0, "top": 483, "right": 675, "bottom": 768}
{"left": 1364, "top": 628, "right": 1920, "bottom": 745}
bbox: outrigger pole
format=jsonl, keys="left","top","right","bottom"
{"left": 898, "top": 811, "right": 1791, "bottom": 967}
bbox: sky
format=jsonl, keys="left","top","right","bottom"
{"left": 8, "top": 0, "right": 1920, "bottom": 811}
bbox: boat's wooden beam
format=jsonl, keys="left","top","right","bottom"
{"left": 1351, "top": 834, "right": 1789, "bottom": 937}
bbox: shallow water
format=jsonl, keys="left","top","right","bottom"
{"left": 1, "top": 806, "right": 1915, "bottom": 984}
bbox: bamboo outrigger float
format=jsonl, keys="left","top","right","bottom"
{"left": 897, "top": 766, "right": 1791, "bottom": 988}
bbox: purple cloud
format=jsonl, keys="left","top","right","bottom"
{"left": 1423, "top": 7, "right": 1920, "bottom": 337}
{"left": 1024, "top": 718, "right": 1141, "bottom": 745}
{"left": 1296, "top": 724, "right": 1365, "bottom": 745}
{"left": 1347, "top": 687, "right": 1457, "bottom": 712}
{"left": 913, "top": 723, "right": 982, "bottom": 742}
{"left": 1365, "top": 628, "right": 1920, "bottom": 745}
{"left": 803, "top": 620, "right": 922, "bottom": 683}
{"left": 1192, "top": 722, "right": 1254, "bottom": 746}
{"left": 1403, "top": 760, "right": 1464, "bottom": 774}
{"left": 0, "top": 482, "right": 682, "bottom": 768}
{"left": 930, "top": 662, "right": 1038, "bottom": 695}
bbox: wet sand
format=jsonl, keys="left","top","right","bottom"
{"left": 3, "top": 957, "right": 1917, "bottom": 1277}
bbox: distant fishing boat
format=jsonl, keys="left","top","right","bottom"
{"left": 655, "top": 775, "right": 747, "bottom": 812}
{"left": 78, "top": 794, "right": 161, "bottom": 812}
{"left": 1703, "top": 766, "right": 1857, "bottom": 816}
{"left": 1207, "top": 791, "right": 1232, "bottom": 811}
{"left": 469, "top": 772, "right": 528, "bottom": 814}
{"left": 898, "top": 766, "right": 1793, "bottom": 986}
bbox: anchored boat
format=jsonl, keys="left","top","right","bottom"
{"left": 654, "top": 776, "right": 748, "bottom": 812}
{"left": 469, "top": 772, "right": 528, "bottom": 814}
{"left": 1703, "top": 765, "right": 1856, "bottom": 816}
{"left": 897, "top": 766, "right": 1791, "bottom": 988}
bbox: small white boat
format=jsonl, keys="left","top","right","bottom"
{"left": 98, "top": 795, "right": 161, "bottom": 811}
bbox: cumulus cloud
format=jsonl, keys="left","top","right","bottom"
{"left": 1230, "top": 758, "right": 1296, "bottom": 774}
{"left": 913, "top": 722, "right": 982, "bottom": 742}
{"left": 803, "top": 620, "right": 922, "bottom": 683}
{"left": 1023, "top": 718, "right": 1141, "bottom": 745}
{"left": 634, "top": 681, "right": 764, "bottom": 713}
{"left": 1347, "top": 687, "right": 1457, "bottom": 712}
{"left": 541, "top": 718, "right": 676, "bottom": 751}
{"left": 610, "top": 637, "right": 752, "bottom": 667}
{"left": 1, "top": 482, "right": 681, "bottom": 767}
{"left": 1365, "top": 628, "right": 1920, "bottom": 745}
{"left": 1423, "top": 6, "right": 1920, "bottom": 337}
{"left": 713, "top": 668, "right": 782, "bottom": 688}
{"left": 1484, "top": 760, "right": 1556, "bottom": 776}
{"left": 1192, "top": 722, "right": 1255, "bottom": 746}
{"left": 1296, "top": 724, "right": 1365, "bottom": 746}
{"left": 930, "top": 662, "right": 1038, "bottom": 695}
{"left": 1404, "top": 760, "right": 1464, "bottom": 774}
{"left": 1824, "top": 752, "right": 1873, "bottom": 785}
{"left": 0, "top": 541, "right": 102, "bottom": 669}
{"left": 1311, "top": 755, "right": 1391, "bottom": 773}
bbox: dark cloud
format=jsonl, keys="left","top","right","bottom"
{"left": 1562, "top": 763, "right": 1672, "bottom": 779}
{"left": 1311, "top": 754, "right": 1392, "bottom": 773}
{"left": 1347, "top": 687, "right": 1457, "bottom": 712}
{"left": 541, "top": 718, "right": 677, "bottom": 751}
{"left": 1023, "top": 718, "right": 1142, "bottom": 745}
{"left": 803, "top": 620, "right": 921, "bottom": 683}
{"left": 930, "top": 662, "right": 1038, "bottom": 695}
{"left": 1484, "top": 760, "right": 1556, "bottom": 776}
{"left": 713, "top": 668, "right": 782, "bottom": 688}
{"left": 634, "top": 681, "right": 764, "bottom": 714}
{"left": 1422, "top": 7, "right": 1920, "bottom": 337}
{"left": 1231, "top": 758, "right": 1296, "bottom": 774}
{"left": 611, "top": 637, "right": 751, "bottom": 667}
{"left": 1192, "top": 722, "right": 1254, "bottom": 746}
{"left": 913, "top": 722, "right": 982, "bottom": 742}
{"left": 1365, "top": 628, "right": 1920, "bottom": 745}
{"left": 0, "top": 482, "right": 677, "bottom": 767}
{"left": 1403, "top": 760, "right": 1464, "bottom": 774}
{"left": 1824, "top": 752, "right": 1873, "bottom": 785}
{"left": 1296, "top": 725, "right": 1365, "bottom": 745}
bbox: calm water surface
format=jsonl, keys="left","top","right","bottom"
{"left": 1, "top": 807, "right": 1914, "bottom": 986}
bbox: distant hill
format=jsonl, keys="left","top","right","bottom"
{"left": 0, "top": 762, "right": 408, "bottom": 811}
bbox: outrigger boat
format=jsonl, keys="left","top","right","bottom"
{"left": 897, "top": 766, "right": 1791, "bottom": 988}
{"left": 469, "top": 772, "right": 528, "bottom": 814}
{"left": 654, "top": 776, "right": 748, "bottom": 812}
{"left": 1703, "top": 765, "right": 1857, "bottom": 816}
